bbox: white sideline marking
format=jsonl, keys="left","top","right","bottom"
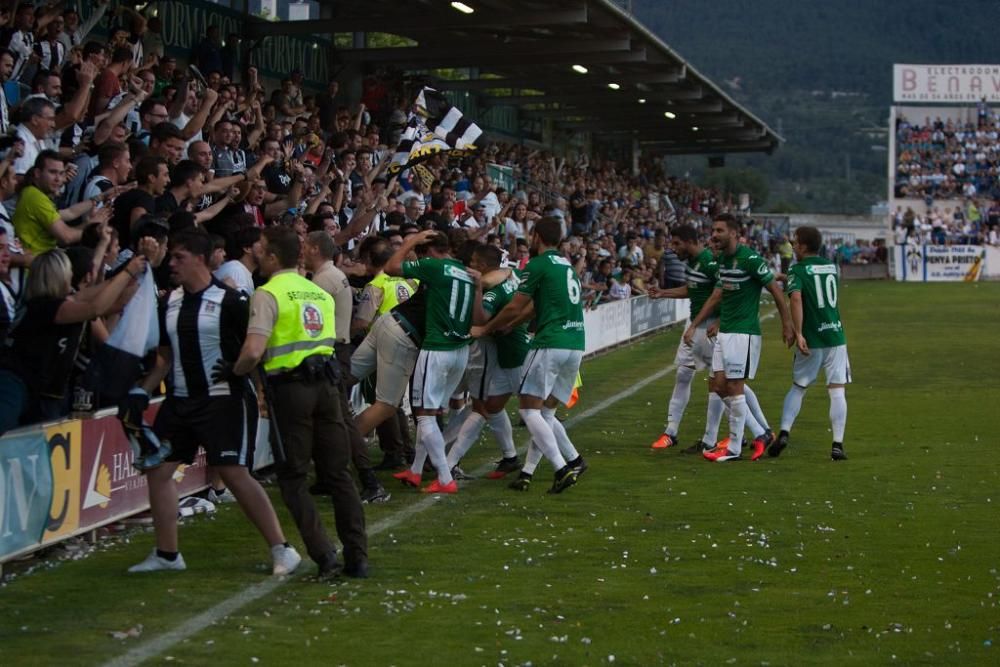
{"left": 105, "top": 314, "right": 775, "bottom": 666}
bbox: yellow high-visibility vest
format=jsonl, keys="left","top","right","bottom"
{"left": 258, "top": 271, "right": 336, "bottom": 374}
{"left": 369, "top": 271, "right": 416, "bottom": 318}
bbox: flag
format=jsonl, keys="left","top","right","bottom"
{"left": 83, "top": 267, "right": 159, "bottom": 402}
{"left": 388, "top": 87, "right": 482, "bottom": 175}
{"left": 415, "top": 87, "right": 483, "bottom": 149}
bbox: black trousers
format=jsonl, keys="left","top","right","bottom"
{"left": 270, "top": 377, "right": 367, "bottom": 566}
{"left": 323, "top": 345, "right": 371, "bottom": 476}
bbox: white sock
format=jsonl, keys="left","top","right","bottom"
{"left": 723, "top": 395, "right": 747, "bottom": 455}
{"left": 666, "top": 365, "right": 696, "bottom": 436}
{"left": 543, "top": 407, "right": 579, "bottom": 461}
{"left": 744, "top": 404, "right": 765, "bottom": 438}
{"left": 702, "top": 392, "right": 726, "bottom": 444}
{"left": 409, "top": 441, "right": 427, "bottom": 475}
{"left": 828, "top": 387, "right": 847, "bottom": 442}
{"left": 442, "top": 404, "right": 472, "bottom": 447}
{"left": 446, "top": 412, "right": 486, "bottom": 468}
{"left": 519, "top": 408, "right": 566, "bottom": 470}
{"left": 781, "top": 384, "right": 808, "bottom": 432}
{"left": 521, "top": 439, "right": 543, "bottom": 475}
{"left": 486, "top": 410, "right": 517, "bottom": 459}
{"left": 743, "top": 384, "right": 770, "bottom": 431}
{"left": 416, "top": 415, "right": 452, "bottom": 484}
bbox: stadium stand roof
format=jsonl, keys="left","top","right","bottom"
{"left": 245, "top": 0, "right": 782, "bottom": 155}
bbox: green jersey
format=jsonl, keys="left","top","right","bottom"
{"left": 785, "top": 256, "right": 846, "bottom": 348}
{"left": 482, "top": 270, "right": 531, "bottom": 369}
{"left": 517, "top": 250, "right": 585, "bottom": 351}
{"left": 687, "top": 247, "right": 720, "bottom": 324}
{"left": 716, "top": 244, "right": 774, "bottom": 335}
{"left": 401, "top": 257, "right": 474, "bottom": 350}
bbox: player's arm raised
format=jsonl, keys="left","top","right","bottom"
{"left": 384, "top": 229, "right": 437, "bottom": 277}
{"left": 684, "top": 288, "right": 721, "bottom": 344}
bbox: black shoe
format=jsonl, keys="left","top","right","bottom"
{"left": 486, "top": 456, "right": 521, "bottom": 479}
{"left": 343, "top": 557, "right": 369, "bottom": 579}
{"left": 768, "top": 430, "right": 789, "bottom": 458}
{"left": 317, "top": 551, "right": 342, "bottom": 579}
{"left": 309, "top": 483, "right": 334, "bottom": 496}
{"left": 360, "top": 484, "right": 391, "bottom": 504}
{"left": 373, "top": 456, "right": 405, "bottom": 471}
{"left": 508, "top": 472, "right": 532, "bottom": 491}
{"left": 682, "top": 440, "right": 709, "bottom": 455}
{"left": 567, "top": 456, "right": 588, "bottom": 478}
{"left": 547, "top": 465, "right": 578, "bottom": 494}
{"left": 831, "top": 443, "right": 848, "bottom": 461}
{"left": 450, "top": 465, "right": 475, "bottom": 481}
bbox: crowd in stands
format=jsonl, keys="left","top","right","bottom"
{"left": 895, "top": 106, "right": 1000, "bottom": 201}
{"left": 893, "top": 104, "right": 1000, "bottom": 245}
{"left": 891, "top": 200, "right": 1000, "bottom": 246}
{"left": 0, "top": 2, "right": 789, "bottom": 436}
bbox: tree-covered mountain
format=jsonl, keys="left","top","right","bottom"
{"left": 631, "top": 0, "right": 1000, "bottom": 213}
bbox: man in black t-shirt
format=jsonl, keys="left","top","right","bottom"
{"left": 111, "top": 155, "right": 169, "bottom": 249}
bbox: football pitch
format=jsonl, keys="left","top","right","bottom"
{"left": 3, "top": 281, "right": 999, "bottom": 666}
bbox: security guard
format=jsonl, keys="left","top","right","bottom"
{"left": 229, "top": 225, "right": 368, "bottom": 578}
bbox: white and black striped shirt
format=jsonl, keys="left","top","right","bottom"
{"left": 33, "top": 39, "right": 66, "bottom": 71}
{"left": 161, "top": 279, "right": 249, "bottom": 399}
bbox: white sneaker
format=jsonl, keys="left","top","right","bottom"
{"left": 178, "top": 496, "right": 216, "bottom": 517}
{"left": 128, "top": 549, "right": 187, "bottom": 573}
{"left": 271, "top": 544, "right": 302, "bottom": 576}
{"left": 207, "top": 488, "right": 237, "bottom": 504}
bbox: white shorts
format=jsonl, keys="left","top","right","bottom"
{"left": 411, "top": 347, "right": 471, "bottom": 411}
{"left": 674, "top": 322, "right": 715, "bottom": 370}
{"left": 467, "top": 339, "right": 499, "bottom": 401}
{"left": 712, "top": 333, "right": 762, "bottom": 380}
{"left": 792, "top": 345, "right": 851, "bottom": 386}
{"left": 519, "top": 348, "right": 583, "bottom": 405}
{"left": 488, "top": 365, "right": 522, "bottom": 398}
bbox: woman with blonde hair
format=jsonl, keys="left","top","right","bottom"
{"left": 0, "top": 248, "right": 147, "bottom": 434}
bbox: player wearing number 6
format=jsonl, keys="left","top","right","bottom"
{"left": 473, "top": 217, "right": 587, "bottom": 494}
{"left": 385, "top": 230, "right": 476, "bottom": 494}
{"left": 769, "top": 226, "right": 851, "bottom": 461}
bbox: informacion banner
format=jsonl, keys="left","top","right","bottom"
{"left": 893, "top": 244, "right": 987, "bottom": 282}
{"left": 893, "top": 64, "right": 1000, "bottom": 103}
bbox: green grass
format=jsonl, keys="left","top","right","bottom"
{"left": 3, "top": 282, "right": 999, "bottom": 666}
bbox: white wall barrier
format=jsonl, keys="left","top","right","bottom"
{"left": 583, "top": 296, "right": 690, "bottom": 356}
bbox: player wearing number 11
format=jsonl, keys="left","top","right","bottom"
{"left": 769, "top": 226, "right": 851, "bottom": 461}
{"left": 386, "top": 230, "right": 475, "bottom": 494}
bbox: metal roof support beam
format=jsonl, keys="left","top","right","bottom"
{"left": 334, "top": 37, "right": 632, "bottom": 64}
{"left": 377, "top": 48, "right": 648, "bottom": 70}
{"left": 440, "top": 70, "right": 684, "bottom": 91}
{"left": 485, "top": 87, "right": 701, "bottom": 107}
{"left": 243, "top": 6, "right": 590, "bottom": 39}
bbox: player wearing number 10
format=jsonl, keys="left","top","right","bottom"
{"left": 386, "top": 230, "right": 476, "bottom": 494}
{"left": 769, "top": 226, "right": 851, "bottom": 461}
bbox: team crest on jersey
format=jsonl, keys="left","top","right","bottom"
{"left": 302, "top": 303, "right": 324, "bottom": 338}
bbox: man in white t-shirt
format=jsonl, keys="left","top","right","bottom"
{"left": 214, "top": 225, "right": 260, "bottom": 295}
{"left": 13, "top": 98, "right": 56, "bottom": 178}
